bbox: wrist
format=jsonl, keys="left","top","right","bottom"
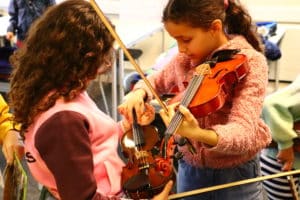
{"left": 134, "top": 88, "right": 148, "bottom": 101}
{"left": 120, "top": 120, "right": 131, "bottom": 133}
{"left": 194, "top": 128, "right": 218, "bottom": 147}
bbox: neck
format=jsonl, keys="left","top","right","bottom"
{"left": 218, "top": 32, "right": 229, "bottom": 47}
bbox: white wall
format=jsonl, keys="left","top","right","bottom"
{"left": 0, "top": 0, "right": 9, "bottom": 13}
{"left": 241, "top": 0, "right": 300, "bottom": 82}
{"left": 242, "top": 0, "right": 300, "bottom": 23}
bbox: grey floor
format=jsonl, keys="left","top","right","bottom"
{"left": 0, "top": 154, "right": 41, "bottom": 199}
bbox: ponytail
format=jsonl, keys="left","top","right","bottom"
{"left": 224, "top": 1, "right": 264, "bottom": 53}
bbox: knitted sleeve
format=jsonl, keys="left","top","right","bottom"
{"left": 262, "top": 75, "right": 300, "bottom": 150}
{"left": 209, "top": 50, "right": 271, "bottom": 154}
{"left": 133, "top": 53, "right": 189, "bottom": 100}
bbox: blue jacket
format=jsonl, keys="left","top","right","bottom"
{"left": 7, "top": 0, "right": 56, "bottom": 41}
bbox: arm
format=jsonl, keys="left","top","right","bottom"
{"left": 262, "top": 96, "right": 297, "bottom": 150}
{"left": 134, "top": 53, "right": 188, "bottom": 99}
{"left": 119, "top": 53, "right": 189, "bottom": 123}
{"left": 0, "top": 95, "right": 14, "bottom": 140}
{"left": 0, "top": 95, "right": 23, "bottom": 164}
{"left": 7, "top": 0, "right": 18, "bottom": 35}
{"left": 160, "top": 51, "right": 271, "bottom": 155}
{"left": 207, "top": 51, "right": 271, "bottom": 154}
{"left": 262, "top": 75, "right": 300, "bottom": 150}
{"left": 35, "top": 111, "right": 120, "bottom": 200}
{"left": 262, "top": 77, "right": 300, "bottom": 171}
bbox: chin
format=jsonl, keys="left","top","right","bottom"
{"left": 190, "top": 58, "right": 202, "bottom": 66}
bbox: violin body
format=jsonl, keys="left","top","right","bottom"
{"left": 120, "top": 125, "right": 175, "bottom": 199}
{"left": 168, "top": 53, "right": 249, "bottom": 118}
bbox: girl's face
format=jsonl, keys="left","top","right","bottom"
{"left": 164, "top": 21, "right": 225, "bottom": 65}
{"left": 97, "top": 48, "right": 115, "bottom": 75}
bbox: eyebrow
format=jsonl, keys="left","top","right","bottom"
{"left": 174, "top": 36, "right": 191, "bottom": 40}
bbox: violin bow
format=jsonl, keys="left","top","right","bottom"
{"left": 89, "top": 0, "right": 168, "bottom": 113}
{"left": 287, "top": 175, "right": 299, "bottom": 200}
{"left": 168, "top": 169, "right": 300, "bottom": 199}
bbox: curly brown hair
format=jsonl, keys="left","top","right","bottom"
{"left": 163, "top": 0, "right": 263, "bottom": 53}
{"left": 8, "top": 0, "right": 114, "bottom": 135}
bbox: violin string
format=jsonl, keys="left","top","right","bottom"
{"left": 166, "top": 75, "right": 204, "bottom": 135}
{"left": 132, "top": 111, "right": 148, "bottom": 167}
{"left": 182, "top": 76, "right": 204, "bottom": 106}
{"left": 181, "top": 64, "right": 207, "bottom": 106}
{"left": 164, "top": 66, "right": 207, "bottom": 158}
{"left": 177, "top": 75, "right": 204, "bottom": 122}
{"left": 180, "top": 77, "right": 197, "bottom": 106}
{"left": 166, "top": 78, "right": 195, "bottom": 134}
{"left": 137, "top": 126, "right": 147, "bottom": 167}
{"left": 182, "top": 73, "right": 201, "bottom": 105}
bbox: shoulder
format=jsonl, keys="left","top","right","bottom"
{"left": 36, "top": 111, "right": 89, "bottom": 141}
{"left": 224, "top": 35, "right": 268, "bottom": 68}
{"left": 39, "top": 110, "right": 89, "bottom": 131}
{"left": 35, "top": 111, "right": 91, "bottom": 154}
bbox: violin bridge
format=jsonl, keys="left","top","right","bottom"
{"left": 135, "top": 151, "right": 149, "bottom": 160}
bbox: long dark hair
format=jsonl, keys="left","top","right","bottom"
{"left": 8, "top": 0, "right": 114, "bottom": 134}
{"left": 162, "top": 0, "right": 263, "bottom": 52}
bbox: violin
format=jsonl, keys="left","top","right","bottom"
{"left": 168, "top": 49, "right": 248, "bottom": 117}
{"left": 120, "top": 110, "right": 175, "bottom": 199}
{"left": 164, "top": 49, "right": 249, "bottom": 145}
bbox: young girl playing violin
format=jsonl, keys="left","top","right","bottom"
{"left": 119, "top": 0, "right": 271, "bottom": 199}
{"left": 8, "top": 0, "right": 172, "bottom": 199}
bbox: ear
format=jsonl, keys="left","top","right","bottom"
{"left": 84, "top": 52, "right": 95, "bottom": 59}
{"left": 210, "top": 19, "right": 223, "bottom": 33}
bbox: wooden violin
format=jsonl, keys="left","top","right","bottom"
{"left": 120, "top": 110, "right": 175, "bottom": 199}
{"left": 164, "top": 50, "right": 249, "bottom": 146}
{"left": 168, "top": 49, "right": 248, "bottom": 118}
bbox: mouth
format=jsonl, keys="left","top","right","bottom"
{"left": 186, "top": 54, "right": 193, "bottom": 59}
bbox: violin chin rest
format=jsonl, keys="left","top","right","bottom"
{"left": 123, "top": 173, "right": 150, "bottom": 191}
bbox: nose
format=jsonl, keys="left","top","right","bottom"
{"left": 178, "top": 44, "right": 187, "bottom": 54}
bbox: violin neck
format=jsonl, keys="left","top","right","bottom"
{"left": 132, "top": 122, "right": 145, "bottom": 147}
{"left": 132, "top": 110, "right": 145, "bottom": 147}
{"left": 162, "top": 75, "right": 205, "bottom": 157}
{"left": 165, "top": 75, "right": 204, "bottom": 137}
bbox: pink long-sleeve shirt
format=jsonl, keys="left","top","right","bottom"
{"left": 135, "top": 35, "right": 271, "bottom": 169}
{"left": 24, "top": 92, "right": 124, "bottom": 199}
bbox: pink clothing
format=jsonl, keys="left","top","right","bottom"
{"left": 135, "top": 35, "right": 271, "bottom": 168}
{"left": 24, "top": 92, "right": 124, "bottom": 199}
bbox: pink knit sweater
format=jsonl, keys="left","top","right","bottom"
{"left": 135, "top": 35, "right": 271, "bottom": 168}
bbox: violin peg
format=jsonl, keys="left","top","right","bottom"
{"left": 172, "top": 151, "right": 183, "bottom": 160}
{"left": 176, "top": 137, "right": 187, "bottom": 146}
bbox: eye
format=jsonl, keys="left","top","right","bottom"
{"left": 181, "top": 38, "right": 191, "bottom": 43}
